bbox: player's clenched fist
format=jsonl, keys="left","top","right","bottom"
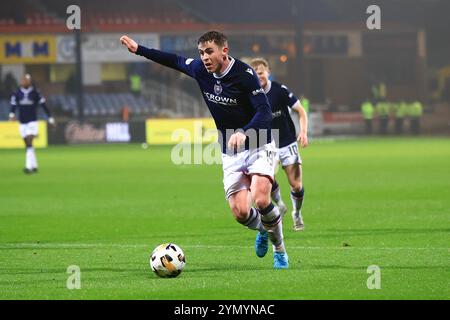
{"left": 228, "top": 131, "right": 247, "bottom": 151}
{"left": 120, "top": 35, "right": 138, "bottom": 53}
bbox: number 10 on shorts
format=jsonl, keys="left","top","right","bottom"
{"left": 288, "top": 144, "right": 298, "bottom": 156}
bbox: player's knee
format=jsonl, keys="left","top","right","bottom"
{"left": 253, "top": 196, "right": 271, "bottom": 211}
{"left": 232, "top": 208, "right": 249, "bottom": 221}
{"left": 229, "top": 203, "right": 249, "bottom": 221}
{"left": 291, "top": 182, "right": 302, "bottom": 192}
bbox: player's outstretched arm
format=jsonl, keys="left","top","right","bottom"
{"left": 120, "top": 35, "right": 138, "bottom": 53}
{"left": 120, "top": 35, "right": 198, "bottom": 78}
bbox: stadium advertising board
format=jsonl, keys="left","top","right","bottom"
{"left": 56, "top": 33, "right": 159, "bottom": 63}
{"left": 160, "top": 35, "right": 200, "bottom": 56}
{"left": 106, "top": 122, "right": 131, "bottom": 142}
{"left": 289, "top": 110, "right": 324, "bottom": 137}
{"left": 0, "top": 121, "right": 48, "bottom": 148}
{"left": 64, "top": 121, "right": 106, "bottom": 144}
{"left": 146, "top": 118, "right": 218, "bottom": 145}
{"left": 321, "top": 112, "right": 364, "bottom": 134}
{"left": 47, "top": 121, "right": 144, "bottom": 145}
{"left": 0, "top": 35, "right": 56, "bottom": 64}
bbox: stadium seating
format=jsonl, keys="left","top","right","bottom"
{"left": 2, "top": 0, "right": 199, "bottom": 28}
{"left": 0, "top": 82, "right": 209, "bottom": 120}
{"left": 0, "top": 93, "right": 158, "bottom": 120}
{"left": 53, "top": 93, "right": 156, "bottom": 117}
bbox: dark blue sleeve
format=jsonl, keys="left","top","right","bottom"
{"left": 241, "top": 73, "right": 272, "bottom": 131}
{"left": 36, "top": 90, "right": 51, "bottom": 117}
{"left": 9, "top": 92, "right": 17, "bottom": 114}
{"left": 135, "top": 45, "right": 201, "bottom": 79}
{"left": 281, "top": 84, "right": 299, "bottom": 108}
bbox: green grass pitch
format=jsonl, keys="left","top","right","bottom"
{"left": 0, "top": 137, "right": 449, "bottom": 299}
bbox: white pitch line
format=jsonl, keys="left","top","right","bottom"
{"left": 0, "top": 243, "right": 448, "bottom": 251}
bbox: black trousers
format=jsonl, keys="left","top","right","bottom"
{"left": 395, "top": 118, "right": 404, "bottom": 134}
{"left": 364, "top": 119, "right": 373, "bottom": 135}
{"left": 410, "top": 118, "right": 420, "bottom": 135}
{"left": 379, "top": 117, "right": 389, "bottom": 135}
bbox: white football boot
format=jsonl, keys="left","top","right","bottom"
{"left": 292, "top": 210, "right": 305, "bottom": 231}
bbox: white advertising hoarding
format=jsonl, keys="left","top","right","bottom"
{"left": 106, "top": 123, "right": 131, "bottom": 142}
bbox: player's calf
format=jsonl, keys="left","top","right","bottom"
{"left": 236, "top": 207, "right": 265, "bottom": 232}
{"left": 229, "top": 191, "right": 269, "bottom": 257}
{"left": 229, "top": 190, "right": 264, "bottom": 232}
{"left": 259, "top": 203, "right": 286, "bottom": 253}
{"left": 271, "top": 179, "right": 282, "bottom": 203}
{"left": 290, "top": 187, "right": 305, "bottom": 231}
{"left": 271, "top": 179, "right": 287, "bottom": 218}
{"left": 290, "top": 187, "right": 304, "bottom": 213}
{"left": 258, "top": 203, "right": 289, "bottom": 269}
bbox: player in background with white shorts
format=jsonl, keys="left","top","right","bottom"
{"left": 121, "top": 31, "right": 288, "bottom": 268}
{"left": 9, "top": 74, "right": 55, "bottom": 174}
{"left": 250, "top": 58, "right": 308, "bottom": 231}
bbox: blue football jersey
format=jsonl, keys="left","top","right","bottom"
{"left": 265, "top": 80, "right": 299, "bottom": 148}
{"left": 135, "top": 46, "right": 272, "bottom": 153}
{"left": 10, "top": 87, "right": 51, "bottom": 124}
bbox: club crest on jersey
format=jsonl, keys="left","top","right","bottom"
{"left": 252, "top": 88, "right": 264, "bottom": 96}
{"left": 214, "top": 82, "right": 222, "bottom": 95}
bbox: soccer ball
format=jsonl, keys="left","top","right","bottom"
{"left": 150, "top": 243, "right": 186, "bottom": 278}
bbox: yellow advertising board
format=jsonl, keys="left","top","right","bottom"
{"left": 146, "top": 118, "right": 218, "bottom": 145}
{"left": 0, "top": 121, "right": 48, "bottom": 148}
{"left": 0, "top": 35, "right": 56, "bottom": 64}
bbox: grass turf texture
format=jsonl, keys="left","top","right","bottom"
{"left": 0, "top": 137, "right": 448, "bottom": 299}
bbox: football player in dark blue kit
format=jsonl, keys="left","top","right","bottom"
{"left": 9, "top": 74, "right": 55, "bottom": 174}
{"left": 120, "top": 31, "right": 288, "bottom": 268}
{"left": 251, "top": 58, "right": 308, "bottom": 232}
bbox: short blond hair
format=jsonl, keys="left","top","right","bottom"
{"left": 250, "top": 57, "right": 270, "bottom": 70}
